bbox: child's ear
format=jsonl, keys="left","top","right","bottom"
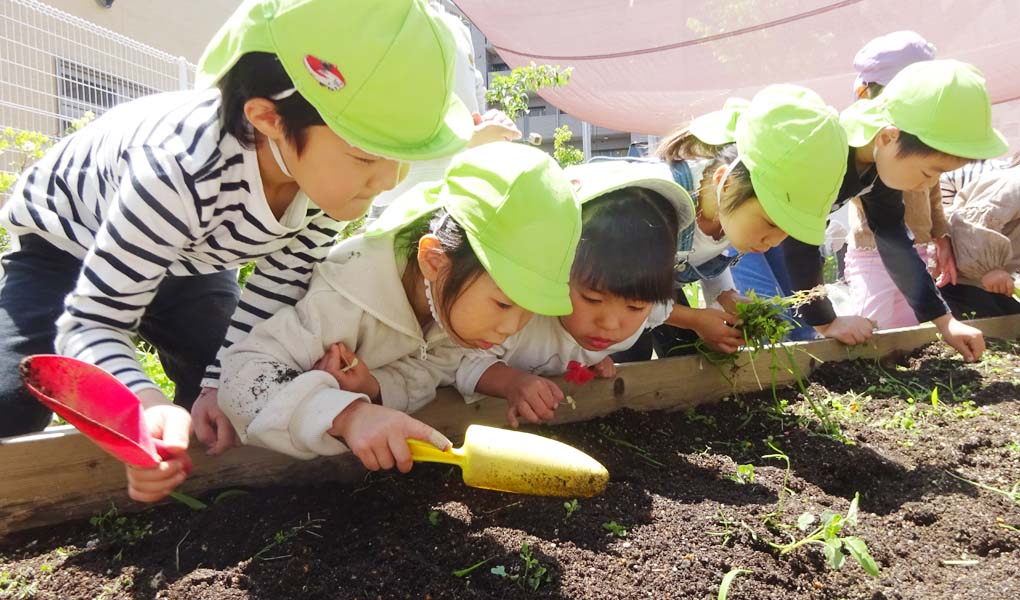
{"left": 244, "top": 98, "right": 286, "bottom": 140}
{"left": 417, "top": 234, "right": 451, "bottom": 281}
{"left": 712, "top": 164, "right": 728, "bottom": 190}
{"left": 875, "top": 126, "right": 901, "bottom": 150}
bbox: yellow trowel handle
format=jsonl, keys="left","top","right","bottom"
{"left": 406, "top": 438, "right": 465, "bottom": 467}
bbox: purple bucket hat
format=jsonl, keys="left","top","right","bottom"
{"left": 853, "top": 30, "right": 936, "bottom": 92}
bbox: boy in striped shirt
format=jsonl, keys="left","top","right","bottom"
{"left": 0, "top": 0, "right": 472, "bottom": 501}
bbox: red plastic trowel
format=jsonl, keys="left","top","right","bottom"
{"left": 19, "top": 355, "right": 190, "bottom": 471}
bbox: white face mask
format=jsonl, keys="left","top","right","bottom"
{"left": 267, "top": 136, "right": 293, "bottom": 179}
{"left": 423, "top": 276, "right": 445, "bottom": 332}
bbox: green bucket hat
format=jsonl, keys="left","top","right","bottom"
{"left": 840, "top": 59, "right": 1007, "bottom": 158}
{"left": 367, "top": 142, "right": 581, "bottom": 316}
{"left": 564, "top": 160, "right": 696, "bottom": 233}
{"left": 196, "top": 0, "right": 472, "bottom": 161}
{"left": 689, "top": 84, "right": 849, "bottom": 246}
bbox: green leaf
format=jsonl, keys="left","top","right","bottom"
{"left": 490, "top": 565, "right": 508, "bottom": 578}
{"left": 930, "top": 386, "right": 940, "bottom": 407}
{"left": 452, "top": 557, "right": 491, "bottom": 577}
{"left": 845, "top": 493, "right": 860, "bottom": 527}
{"left": 213, "top": 489, "right": 249, "bottom": 504}
{"left": 796, "top": 512, "right": 816, "bottom": 532}
{"left": 169, "top": 491, "right": 208, "bottom": 511}
{"left": 844, "top": 536, "right": 880, "bottom": 576}
{"left": 717, "top": 568, "right": 751, "bottom": 600}
{"left": 823, "top": 539, "right": 845, "bottom": 570}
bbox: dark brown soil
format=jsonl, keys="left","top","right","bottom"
{"left": 3, "top": 340, "right": 1020, "bottom": 599}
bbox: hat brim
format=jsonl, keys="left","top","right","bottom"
{"left": 750, "top": 166, "right": 840, "bottom": 247}
{"left": 840, "top": 97, "right": 889, "bottom": 147}
{"left": 324, "top": 94, "right": 474, "bottom": 162}
{"left": 582, "top": 175, "right": 696, "bottom": 234}
{"left": 465, "top": 234, "right": 573, "bottom": 316}
{"left": 368, "top": 183, "right": 574, "bottom": 316}
{"left": 916, "top": 129, "right": 1009, "bottom": 160}
{"left": 365, "top": 182, "right": 442, "bottom": 238}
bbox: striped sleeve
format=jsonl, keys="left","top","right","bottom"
{"left": 201, "top": 212, "right": 345, "bottom": 388}
{"left": 54, "top": 146, "right": 197, "bottom": 395}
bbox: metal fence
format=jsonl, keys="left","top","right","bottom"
{"left": 0, "top": 0, "right": 195, "bottom": 174}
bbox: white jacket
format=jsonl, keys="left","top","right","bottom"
{"left": 455, "top": 301, "right": 672, "bottom": 402}
{"left": 219, "top": 234, "right": 468, "bottom": 459}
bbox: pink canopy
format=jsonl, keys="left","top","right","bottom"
{"left": 455, "top": 0, "right": 1020, "bottom": 150}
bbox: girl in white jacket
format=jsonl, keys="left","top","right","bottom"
{"left": 456, "top": 160, "right": 695, "bottom": 427}
{"left": 218, "top": 143, "right": 581, "bottom": 470}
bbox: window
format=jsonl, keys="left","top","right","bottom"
{"left": 55, "top": 58, "right": 155, "bottom": 131}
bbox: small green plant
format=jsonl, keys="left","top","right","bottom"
{"left": 563, "top": 499, "right": 580, "bottom": 521}
{"left": 769, "top": 493, "right": 880, "bottom": 577}
{"left": 1006, "top": 440, "right": 1020, "bottom": 453}
{"left": 136, "top": 342, "right": 175, "bottom": 399}
{"left": 490, "top": 543, "right": 551, "bottom": 592}
{"left": 427, "top": 510, "right": 441, "bottom": 527}
{"left": 252, "top": 515, "right": 325, "bottom": 561}
{"left": 598, "top": 423, "right": 664, "bottom": 467}
{"left": 452, "top": 557, "right": 492, "bottom": 577}
{"left": 946, "top": 470, "right": 1020, "bottom": 506}
{"left": 553, "top": 125, "right": 583, "bottom": 167}
{"left": 717, "top": 567, "right": 751, "bottom": 600}
{"left": 602, "top": 521, "right": 628, "bottom": 537}
{"left": 762, "top": 442, "right": 793, "bottom": 526}
{"left": 485, "top": 63, "right": 572, "bottom": 122}
{"left": 89, "top": 504, "right": 152, "bottom": 547}
{"left": 0, "top": 569, "right": 38, "bottom": 599}
{"left": 728, "top": 463, "right": 755, "bottom": 484}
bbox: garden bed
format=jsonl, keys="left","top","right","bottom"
{"left": 3, "top": 336, "right": 1020, "bottom": 598}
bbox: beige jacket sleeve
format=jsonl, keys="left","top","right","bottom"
{"left": 948, "top": 169, "right": 1020, "bottom": 284}
{"left": 374, "top": 340, "right": 467, "bottom": 414}
{"left": 928, "top": 184, "right": 949, "bottom": 240}
{"left": 219, "top": 283, "right": 370, "bottom": 460}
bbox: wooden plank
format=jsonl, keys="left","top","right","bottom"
{"left": 3, "top": 315, "right": 1019, "bottom": 536}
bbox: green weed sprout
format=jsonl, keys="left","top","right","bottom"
{"left": 769, "top": 492, "right": 880, "bottom": 577}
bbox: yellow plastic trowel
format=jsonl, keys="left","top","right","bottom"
{"left": 407, "top": 425, "right": 609, "bottom": 497}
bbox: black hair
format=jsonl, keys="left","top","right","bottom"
{"left": 395, "top": 208, "right": 485, "bottom": 332}
{"left": 656, "top": 129, "right": 756, "bottom": 214}
{"left": 571, "top": 187, "right": 679, "bottom": 303}
{"left": 895, "top": 130, "right": 961, "bottom": 160}
{"left": 217, "top": 52, "right": 326, "bottom": 155}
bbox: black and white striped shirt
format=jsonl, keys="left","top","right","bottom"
{"left": 1, "top": 90, "right": 345, "bottom": 394}
{"left": 940, "top": 159, "right": 1009, "bottom": 210}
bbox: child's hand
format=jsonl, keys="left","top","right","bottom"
{"left": 933, "top": 236, "right": 959, "bottom": 287}
{"left": 469, "top": 110, "right": 522, "bottom": 147}
{"left": 191, "top": 387, "right": 239, "bottom": 456}
{"left": 505, "top": 373, "right": 564, "bottom": 428}
{"left": 715, "top": 289, "right": 749, "bottom": 317}
{"left": 591, "top": 356, "right": 617, "bottom": 379}
{"left": 934, "top": 314, "right": 985, "bottom": 362}
{"left": 691, "top": 308, "right": 744, "bottom": 353}
{"left": 328, "top": 400, "right": 451, "bottom": 472}
{"left": 981, "top": 269, "right": 1015, "bottom": 296}
{"left": 814, "top": 315, "right": 875, "bottom": 345}
{"left": 127, "top": 399, "right": 191, "bottom": 503}
{"left": 314, "top": 343, "right": 380, "bottom": 402}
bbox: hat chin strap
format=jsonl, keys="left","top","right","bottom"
{"left": 267, "top": 137, "right": 294, "bottom": 179}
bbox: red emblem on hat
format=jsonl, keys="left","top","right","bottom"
{"left": 304, "top": 55, "right": 346, "bottom": 91}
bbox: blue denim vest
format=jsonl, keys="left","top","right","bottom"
{"left": 667, "top": 160, "right": 743, "bottom": 285}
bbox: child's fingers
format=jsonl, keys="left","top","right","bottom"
{"left": 372, "top": 445, "right": 395, "bottom": 471}
{"left": 404, "top": 420, "right": 452, "bottom": 451}
{"left": 544, "top": 380, "right": 565, "bottom": 402}
{"left": 192, "top": 407, "right": 216, "bottom": 448}
{"left": 354, "top": 446, "right": 381, "bottom": 471}
{"left": 515, "top": 401, "right": 541, "bottom": 424}
{"left": 207, "top": 414, "right": 238, "bottom": 456}
{"left": 506, "top": 405, "right": 521, "bottom": 429}
{"left": 390, "top": 436, "right": 414, "bottom": 473}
